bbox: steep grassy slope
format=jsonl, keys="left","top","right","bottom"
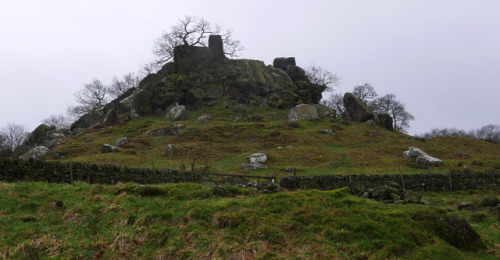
{"left": 49, "top": 105, "right": 500, "bottom": 179}
{"left": 1, "top": 182, "right": 499, "bottom": 259}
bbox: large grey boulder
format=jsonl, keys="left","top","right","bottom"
{"left": 342, "top": 93, "right": 378, "bottom": 123}
{"left": 118, "top": 89, "right": 152, "bottom": 117}
{"left": 23, "top": 124, "right": 50, "bottom": 147}
{"left": 287, "top": 104, "right": 319, "bottom": 121}
{"left": 19, "top": 146, "right": 50, "bottom": 161}
{"left": 313, "top": 104, "right": 336, "bottom": 119}
{"left": 403, "top": 147, "right": 443, "bottom": 166}
{"left": 249, "top": 153, "right": 268, "bottom": 164}
{"left": 103, "top": 108, "right": 118, "bottom": 124}
{"left": 165, "top": 104, "right": 188, "bottom": 121}
{"left": 273, "top": 57, "right": 296, "bottom": 71}
{"left": 0, "top": 145, "right": 12, "bottom": 158}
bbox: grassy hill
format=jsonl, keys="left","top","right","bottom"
{"left": 2, "top": 105, "right": 500, "bottom": 259}
{"left": 49, "top": 105, "right": 500, "bottom": 178}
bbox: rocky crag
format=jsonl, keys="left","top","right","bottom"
{"left": 71, "top": 35, "right": 326, "bottom": 130}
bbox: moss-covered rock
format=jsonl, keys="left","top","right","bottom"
{"left": 479, "top": 196, "right": 500, "bottom": 207}
{"left": 377, "top": 114, "right": 393, "bottom": 131}
{"left": 342, "top": 93, "right": 379, "bottom": 123}
{"left": 23, "top": 124, "right": 49, "bottom": 147}
{"left": 412, "top": 210, "right": 486, "bottom": 251}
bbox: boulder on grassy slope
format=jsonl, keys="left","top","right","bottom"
{"left": 403, "top": 147, "right": 443, "bottom": 167}
{"left": 165, "top": 104, "right": 188, "bottom": 121}
{"left": 342, "top": 93, "right": 378, "bottom": 123}
{"left": 19, "top": 146, "right": 50, "bottom": 161}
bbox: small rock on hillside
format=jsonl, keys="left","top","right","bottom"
{"left": 165, "top": 104, "right": 188, "bottom": 121}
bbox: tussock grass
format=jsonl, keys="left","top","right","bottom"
{"left": 1, "top": 182, "right": 499, "bottom": 259}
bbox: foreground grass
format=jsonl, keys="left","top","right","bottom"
{"left": 1, "top": 182, "right": 498, "bottom": 259}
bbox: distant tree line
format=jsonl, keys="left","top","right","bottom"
{"left": 321, "top": 83, "right": 415, "bottom": 133}
{"left": 419, "top": 125, "right": 500, "bottom": 144}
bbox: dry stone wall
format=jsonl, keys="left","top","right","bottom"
{"left": 280, "top": 172, "right": 500, "bottom": 191}
{"left": 0, "top": 159, "right": 198, "bottom": 184}
{"left": 1, "top": 158, "right": 499, "bottom": 191}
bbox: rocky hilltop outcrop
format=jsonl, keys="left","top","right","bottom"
{"left": 71, "top": 35, "right": 325, "bottom": 130}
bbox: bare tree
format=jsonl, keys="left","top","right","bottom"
{"left": 321, "top": 93, "right": 345, "bottom": 115}
{"left": 42, "top": 114, "right": 71, "bottom": 130}
{"left": 140, "top": 62, "right": 161, "bottom": 76}
{"left": 371, "top": 94, "right": 414, "bottom": 132}
{"left": 0, "top": 123, "right": 29, "bottom": 150}
{"left": 476, "top": 124, "right": 500, "bottom": 142}
{"left": 108, "top": 72, "right": 141, "bottom": 98}
{"left": 420, "top": 124, "right": 499, "bottom": 143}
{"left": 305, "top": 65, "right": 340, "bottom": 91}
{"left": 153, "top": 15, "right": 244, "bottom": 65}
{"left": 68, "top": 78, "right": 109, "bottom": 118}
{"left": 352, "top": 83, "right": 378, "bottom": 103}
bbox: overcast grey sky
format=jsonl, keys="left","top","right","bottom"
{"left": 1, "top": 0, "right": 499, "bottom": 135}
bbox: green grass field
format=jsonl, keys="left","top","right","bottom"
{"left": 3, "top": 105, "right": 500, "bottom": 259}
{"left": 1, "top": 182, "right": 499, "bottom": 259}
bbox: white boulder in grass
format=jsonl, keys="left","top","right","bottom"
{"left": 249, "top": 153, "right": 268, "bottom": 163}
{"left": 19, "top": 146, "right": 50, "bottom": 161}
{"left": 403, "top": 147, "right": 443, "bottom": 167}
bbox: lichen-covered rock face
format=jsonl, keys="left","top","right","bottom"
{"left": 287, "top": 104, "right": 319, "bottom": 121}
{"left": 165, "top": 105, "right": 188, "bottom": 121}
{"left": 69, "top": 35, "right": 326, "bottom": 128}
{"left": 118, "top": 89, "right": 153, "bottom": 117}
{"left": 19, "top": 146, "right": 50, "bottom": 161}
{"left": 342, "top": 93, "right": 378, "bottom": 123}
{"left": 23, "top": 124, "right": 49, "bottom": 147}
{"left": 273, "top": 57, "right": 296, "bottom": 71}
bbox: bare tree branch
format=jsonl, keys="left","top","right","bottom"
{"left": 108, "top": 72, "right": 140, "bottom": 98}
{"left": 0, "top": 123, "right": 29, "bottom": 150}
{"left": 42, "top": 114, "right": 71, "bottom": 130}
{"left": 352, "top": 83, "right": 378, "bottom": 103}
{"left": 305, "top": 64, "right": 340, "bottom": 91}
{"left": 153, "top": 15, "right": 244, "bottom": 66}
